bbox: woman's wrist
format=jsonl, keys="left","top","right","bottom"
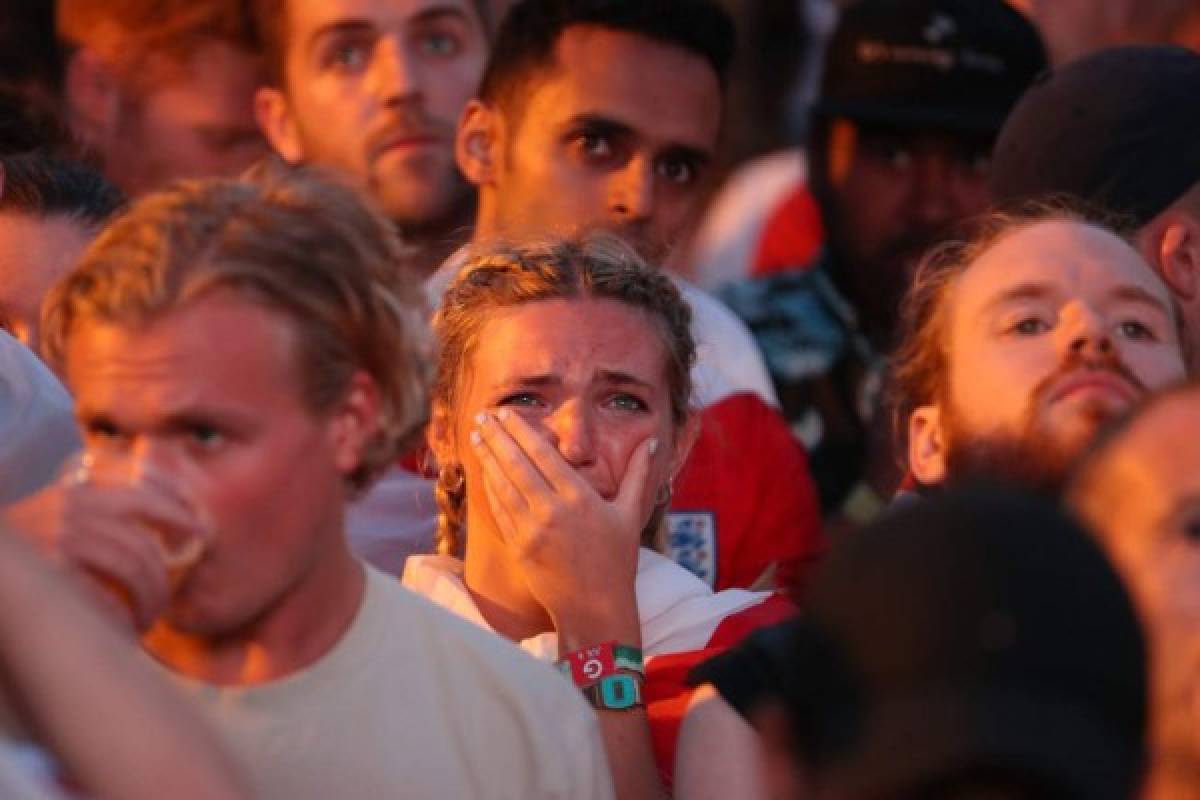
{"left": 553, "top": 597, "right": 642, "bottom": 657}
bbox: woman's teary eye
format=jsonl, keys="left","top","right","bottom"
{"left": 607, "top": 393, "right": 648, "bottom": 412}
{"left": 498, "top": 392, "right": 542, "bottom": 408}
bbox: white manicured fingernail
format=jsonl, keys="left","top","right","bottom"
{"left": 496, "top": 409, "right": 510, "bottom": 421}
{"left": 648, "top": 438, "right": 659, "bottom": 456}
{"left": 469, "top": 430, "right": 482, "bottom": 446}
{"left": 474, "top": 411, "right": 488, "bottom": 425}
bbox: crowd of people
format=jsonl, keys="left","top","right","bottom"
{"left": 0, "top": 0, "right": 1198, "bottom": 797}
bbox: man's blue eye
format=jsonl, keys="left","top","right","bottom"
{"left": 330, "top": 43, "right": 367, "bottom": 69}
{"left": 420, "top": 33, "right": 459, "bottom": 56}
{"left": 191, "top": 426, "right": 224, "bottom": 448}
{"left": 1118, "top": 320, "right": 1155, "bottom": 341}
{"left": 1013, "top": 318, "right": 1048, "bottom": 335}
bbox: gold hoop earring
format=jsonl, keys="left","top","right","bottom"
{"left": 438, "top": 464, "right": 465, "bottom": 494}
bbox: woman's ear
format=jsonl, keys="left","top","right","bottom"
{"left": 427, "top": 401, "right": 455, "bottom": 470}
{"left": 328, "top": 371, "right": 382, "bottom": 476}
{"left": 908, "top": 404, "right": 947, "bottom": 486}
{"left": 668, "top": 413, "right": 702, "bottom": 482}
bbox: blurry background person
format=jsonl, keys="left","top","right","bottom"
{"left": 249, "top": 0, "right": 496, "bottom": 573}
{"left": 1006, "top": 0, "right": 1200, "bottom": 65}
{"left": 991, "top": 45, "right": 1200, "bottom": 371}
{"left": 252, "top": 0, "right": 492, "bottom": 275}
{"left": 0, "top": 153, "right": 121, "bottom": 352}
{"left": 889, "top": 205, "right": 1186, "bottom": 496}
{"left": 0, "top": 0, "right": 72, "bottom": 158}
{"left": 691, "top": 484, "right": 1149, "bottom": 800}
{"left": 1070, "top": 380, "right": 1200, "bottom": 798}
{"left": 697, "top": 0, "right": 1045, "bottom": 527}
{"left": 57, "top": 0, "right": 269, "bottom": 196}
{"left": 0, "top": 526, "right": 250, "bottom": 800}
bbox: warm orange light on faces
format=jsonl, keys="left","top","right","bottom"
{"left": 908, "top": 219, "right": 1187, "bottom": 486}
{"left": 63, "top": 291, "right": 351, "bottom": 636}
{"left": 435, "top": 297, "right": 689, "bottom": 546}
{"left": 477, "top": 26, "right": 722, "bottom": 264}
{"left": 261, "top": 0, "right": 487, "bottom": 227}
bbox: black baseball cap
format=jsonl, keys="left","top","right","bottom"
{"left": 816, "top": 0, "right": 1046, "bottom": 134}
{"left": 695, "top": 484, "right": 1147, "bottom": 799}
{"left": 991, "top": 45, "right": 1200, "bottom": 227}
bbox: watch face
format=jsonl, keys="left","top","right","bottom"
{"left": 595, "top": 673, "right": 641, "bottom": 710}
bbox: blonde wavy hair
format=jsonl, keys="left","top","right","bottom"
{"left": 42, "top": 162, "right": 430, "bottom": 495}
{"left": 431, "top": 233, "right": 696, "bottom": 556}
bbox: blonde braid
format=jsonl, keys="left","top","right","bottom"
{"left": 434, "top": 464, "right": 466, "bottom": 556}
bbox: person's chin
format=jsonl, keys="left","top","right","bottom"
{"left": 376, "top": 183, "right": 458, "bottom": 228}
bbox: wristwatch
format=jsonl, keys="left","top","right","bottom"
{"left": 582, "top": 673, "right": 645, "bottom": 711}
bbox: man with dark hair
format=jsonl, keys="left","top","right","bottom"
{"left": 452, "top": 0, "right": 779, "bottom": 413}
{"left": 57, "top": 0, "right": 269, "bottom": 196}
{"left": 459, "top": 0, "right": 734, "bottom": 269}
{"left": 704, "top": 0, "right": 1045, "bottom": 526}
{"left": 0, "top": 153, "right": 121, "bottom": 351}
{"left": 252, "top": 0, "right": 492, "bottom": 274}
{"left": 889, "top": 205, "right": 1185, "bottom": 495}
{"left": 992, "top": 45, "right": 1200, "bottom": 372}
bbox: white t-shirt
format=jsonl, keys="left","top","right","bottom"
{"left": 0, "top": 332, "right": 79, "bottom": 505}
{"left": 402, "top": 548, "right": 769, "bottom": 661}
{"left": 168, "top": 566, "right": 614, "bottom": 800}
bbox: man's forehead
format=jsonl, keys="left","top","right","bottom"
{"left": 286, "top": 0, "right": 480, "bottom": 37}
{"left": 954, "top": 219, "right": 1170, "bottom": 312}
{"left": 65, "top": 294, "right": 298, "bottom": 384}
{"left": 528, "top": 24, "right": 722, "bottom": 152}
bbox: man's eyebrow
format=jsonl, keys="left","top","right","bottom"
{"left": 563, "top": 113, "right": 636, "bottom": 140}
{"left": 981, "top": 282, "right": 1054, "bottom": 313}
{"left": 1109, "top": 285, "right": 1172, "bottom": 316}
{"left": 307, "top": 6, "right": 474, "bottom": 53}
{"left": 73, "top": 405, "right": 115, "bottom": 428}
{"left": 564, "top": 114, "right": 713, "bottom": 166}
{"left": 307, "top": 19, "right": 375, "bottom": 55}
{"left": 408, "top": 6, "right": 475, "bottom": 27}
